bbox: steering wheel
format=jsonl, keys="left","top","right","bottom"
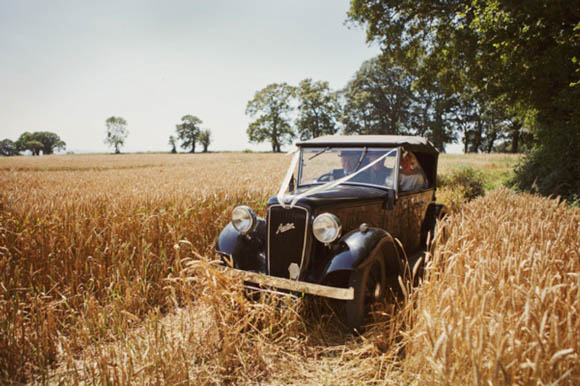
{"left": 316, "top": 172, "right": 333, "bottom": 182}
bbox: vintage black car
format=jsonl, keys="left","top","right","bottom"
{"left": 216, "top": 135, "right": 447, "bottom": 330}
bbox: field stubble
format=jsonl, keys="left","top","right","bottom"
{"left": 0, "top": 152, "right": 578, "bottom": 384}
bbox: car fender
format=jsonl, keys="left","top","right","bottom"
{"left": 322, "top": 227, "right": 402, "bottom": 279}
{"left": 215, "top": 218, "right": 267, "bottom": 272}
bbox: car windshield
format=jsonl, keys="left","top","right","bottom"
{"left": 298, "top": 147, "right": 398, "bottom": 189}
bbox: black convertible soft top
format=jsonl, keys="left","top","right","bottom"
{"left": 296, "top": 135, "right": 438, "bottom": 155}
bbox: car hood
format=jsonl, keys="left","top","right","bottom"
{"left": 268, "top": 184, "right": 389, "bottom": 210}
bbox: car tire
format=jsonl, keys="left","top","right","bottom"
{"left": 421, "top": 204, "right": 448, "bottom": 248}
{"left": 345, "top": 257, "right": 385, "bottom": 331}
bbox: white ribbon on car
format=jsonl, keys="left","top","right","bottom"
{"left": 277, "top": 150, "right": 300, "bottom": 209}
{"left": 277, "top": 148, "right": 397, "bottom": 209}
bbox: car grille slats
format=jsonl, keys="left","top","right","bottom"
{"left": 267, "top": 205, "right": 309, "bottom": 279}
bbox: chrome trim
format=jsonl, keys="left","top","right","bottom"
{"left": 221, "top": 266, "right": 354, "bottom": 300}
{"left": 266, "top": 204, "right": 309, "bottom": 279}
{"left": 312, "top": 212, "right": 342, "bottom": 244}
{"left": 394, "top": 147, "right": 401, "bottom": 199}
{"left": 297, "top": 149, "right": 304, "bottom": 188}
{"left": 232, "top": 205, "right": 257, "bottom": 234}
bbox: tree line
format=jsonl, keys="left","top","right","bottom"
{"left": 104, "top": 115, "right": 212, "bottom": 154}
{"left": 170, "top": 115, "right": 212, "bottom": 153}
{"left": 1, "top": 115, "right": 213, "bottom": 156}
{"left": 246, "top": 58, "right": 533, "bottom": 154}
{"left": 0, "top": 131, "right": 66, "bottom": 156}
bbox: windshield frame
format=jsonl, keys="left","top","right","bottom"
{"left": 296, "top": 146, "right": 400, "bottom": 191}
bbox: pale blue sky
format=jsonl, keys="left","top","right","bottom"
{"left": 0, "top": 0, "right": 383, "bottom": 153}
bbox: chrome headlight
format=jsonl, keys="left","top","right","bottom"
{"left": 313, "top": 213, "right": 342, "bottom": 244}
{"left": 232, "top": 206, "right": 256, "bottom": 234}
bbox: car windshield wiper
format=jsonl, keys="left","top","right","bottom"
{"left": 307, "top": 147, "right": 331, "bottom": 161}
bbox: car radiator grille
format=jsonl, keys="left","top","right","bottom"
{"left": 267, "top": 205, "right": 309, "bottom": 279}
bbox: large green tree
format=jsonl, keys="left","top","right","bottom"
{"left": 341, "top": 56, "right": 458, "bottom": 151}
{"left": 448, "top": 90, "right": 532, "bottom": 153}
{"left": 409, "top": 87, "right": 457, "bottom": 152}
{"left": 16, "top": 132, "right": 40, "bottom": 155}
{"left": 35, "top": 131, "right": 66, "bottom": 155}
{"left": 105, "top": 116, "right": 128, "bottom": 154}
{"left": 349, "top": 0, "right": 580, "bottom": 198}
{"left": 246, "top": 83, "right": 295, "bottom": 152}
{"left": 341, "top": 57, "right": 414, "bottom": 136}
{"left": 295, "top": 79, "right": 341, "bottom": 140}
{"left": 15, "top": 131, "right": 66, "bottom": 155}
{"left": 176, "top": 115, "right": 202, "bottom": 153}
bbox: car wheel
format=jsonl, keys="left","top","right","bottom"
{"left": 421, "top": 204, "right": 448, "bottom": 248}
{"left": 345, "top": 257, "right": 385, "bottom": 331}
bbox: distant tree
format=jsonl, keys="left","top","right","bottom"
{"left": 16, "top": 132, "right": 40, "bottom": 155}
{"left": 104, "top": 116, "right": 128, "bottom": 154}
{"left": 341, "top": 57, "right": 414, "bottom": 136}
{"left": 500, "top": 118, "right": 533, "bottom": 154}
{"left": 35, "top": 131, "right": 66, "bottom": 155}
{"left": 0, "top": 139, "right": 18, "bottom": 156}
{"left": 13, "top": 131, "right": 66, "bottom": 155}
{"left": 15, "top": 132, "right": 36, "bottom": 154}
{"left": 176, "top": 115, "right": 202, "bottom": 153}
{"left": 448, "top": 91, "right": 532, "bottom": 153}
{"left": 408, "top": 85, "right": 457, "bottom": 152}
{"left": 26, "top": 140, "right": 44, "bottom": 156}
{"left": 198, "top": 129, "right": 212, "bottom": 152}
{"left": 340, "top": 89, "right": 374, "bottom": 135}
{"left": 295, "top": 79, "right": 341, "bottom": 140}
{"left": 168, "top": 135, "right": 177, "bottom": 153}
{"left": 246, "top": 83, "right": 295, "bottom": 152}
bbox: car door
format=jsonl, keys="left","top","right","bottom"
{"left": 382, "top": 147, "right": 432, "bottom": 254}
{"left": 394, "top": 190, "right": 432, "bottom": 253}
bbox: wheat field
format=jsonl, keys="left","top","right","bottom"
{"left": 1, "top": 152, "right": 578, "bottom": 384}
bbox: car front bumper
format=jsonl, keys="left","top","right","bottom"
{"left": 221, "top": 266, "right": 355, "bottom": 300}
